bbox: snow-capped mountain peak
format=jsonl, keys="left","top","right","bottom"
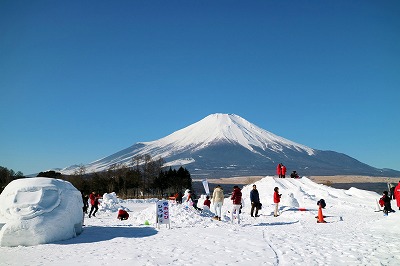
{"left": 142, "top": 113, "right": 315, "bottom": 155}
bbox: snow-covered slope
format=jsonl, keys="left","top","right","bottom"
{"left": 59, "top": 113, "right": 399, "bottom": 177}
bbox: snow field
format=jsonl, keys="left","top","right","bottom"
{"left": 1, "top": 176, "right": 400, "bottom": 266}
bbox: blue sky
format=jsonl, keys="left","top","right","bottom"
{"left": 1, "top": 0, "right": 399, "bottom": 175}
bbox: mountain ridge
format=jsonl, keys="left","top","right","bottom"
{"left": 59, "top": 113, "right": 400, "bottom": 177}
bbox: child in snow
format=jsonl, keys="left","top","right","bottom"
{"left": 203, "top": 196, "right": 211, "bottom": 209}
{"left": 273, "top": 187, "right": 281, "bottom": 217}
{"left": 381, "top": 191, "right": 395, "bottom": 215}
{"left": 117, "top": 208, "right": 129, "bottom": 220}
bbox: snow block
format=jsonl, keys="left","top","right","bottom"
{"left": 0, "top": 177, "right": 83, "bottom": 246}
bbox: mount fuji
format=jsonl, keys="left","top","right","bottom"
{"left": 60, "top": 113, "right": 399, "bottom": 177}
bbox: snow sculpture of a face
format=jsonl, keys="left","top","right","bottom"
{"left": 0, "top": 177, "right": 83, "bottom": 247}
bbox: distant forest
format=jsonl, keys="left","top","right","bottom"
{"left": 1, "top": 155, "right": 193, "bottom": 198}
{"left": 0, "top": 166, "right": 24, "bottom": 193}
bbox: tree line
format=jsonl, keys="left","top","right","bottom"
{"left": 0, "top": 166, "right": 24, "bottom": 193}
{"left": 40, "top": 155, "right": 192, "bottom": 199}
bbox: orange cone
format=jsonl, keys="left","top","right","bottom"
{"left": 317, "top": 206, "right": 326, "bottom": 223}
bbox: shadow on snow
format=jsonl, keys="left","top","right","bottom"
{"left": 254, "top": 220, "right": 299, "bottom": 227}
{"left": 55, "top": 226, "right": 158, "bottom": 245}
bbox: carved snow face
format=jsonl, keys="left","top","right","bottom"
{"left": 0, "top": 178, "right": 84, "bottom": 247}
{"left": 1, "top": 185, "right": 61, "bottom": 220}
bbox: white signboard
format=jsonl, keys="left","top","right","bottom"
{"left": 156, "top": 200, "right": 171, "bottom": 228}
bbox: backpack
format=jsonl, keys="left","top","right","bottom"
{"left": 317, "top": 199, "right": 326, "bottom": 208}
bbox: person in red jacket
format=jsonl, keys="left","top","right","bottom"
{"left": 395, "top": 181, "right": 400, "bottom": 210}
{"left": 117, "top": 208, "right": 129, "bottom": 220}
{"left": 230, "top": 186, "right": 242, "bottom": 224}
{"left": 203, "top": 196, "right": 211, "bottom": 209}
{"left": 277, "top": 163, "right": 282, "bottom": 178}
{"left": 88, "top": 191, "right": 101, "bottom": 218}
{"left": 273, "top": 187, "right": 281, "bottom": 217}
{"left": 281, "top": 164, "right": 287, "bottom": 178}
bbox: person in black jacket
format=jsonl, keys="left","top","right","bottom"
{"left": 382, "top": 191, "right": 395, "bottom": 215}
{"left": 250, "top": 185, "right": 260, "bottom": 217}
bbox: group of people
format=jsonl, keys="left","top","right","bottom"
{"left": 380, "top": 181, "right": 400, "bottom": 215}
{"left": 277, "top": 163, "right": 300, "bottom": 179}
{"left": 82, "top": 191, "right": 130, "bottom": 220}
{"left": 81, "top": 191, "right": 101, "bottom": 218}
{"left": 206, "top": 184, "right": 282, "bottom": 224}
{"left": 277, "top": 163, "right": 287, "bottom": 178}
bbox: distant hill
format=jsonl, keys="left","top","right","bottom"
{"left": 59, "top": 113, "right": 400, "bottom": 177}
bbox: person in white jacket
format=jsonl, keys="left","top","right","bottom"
{"left": 212, "top": 185, "right": 224, "bottom": 221}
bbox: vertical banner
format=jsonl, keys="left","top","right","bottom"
{"left": 156, "top": 200, "right": 171, "bottom": 229}
{"left": 202, "top": 179, "right": 210, "bottom": 195}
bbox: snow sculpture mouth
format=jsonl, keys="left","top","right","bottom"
{"left": 4, "top": 186, "right": 61, "bottom": 220}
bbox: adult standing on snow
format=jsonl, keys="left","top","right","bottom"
{"left": 395, "top": 181, "right": 400, "bottom": 210}
{"left": 273, "top": 187, "right": 281, "bottom": 217}
{"left": 231, "top": 185, "right": 242, "bottom": 224}
{"left": 250, "top": 185, "right": 260, "bottom": 217}
{"left": 88, "top": 191, "right": 100, "bottom": 218}
{"left": 212, "top": 185, "right": 224, "bottom": 221}
{"left": 281, "top": 164, "right": 287, "bottom": 178}
{"left": 277, "top": 163, "right": 282, "bottom": 178}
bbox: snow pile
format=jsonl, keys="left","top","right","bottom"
{"left": 99, "top": 192, "right": 129, "bottom": 212}
{"left": 0, "top": 177, "right": 83, "bottom": 247}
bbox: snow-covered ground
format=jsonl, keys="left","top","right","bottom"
{"left": 1, "top": 176, "right": 400, "bottom": 266}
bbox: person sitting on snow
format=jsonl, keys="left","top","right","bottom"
{"left": 290, "top": 171, "right": 300, "bottom": 178}
{"left": 117, "top": 208, "right": 129, "bottom": 220}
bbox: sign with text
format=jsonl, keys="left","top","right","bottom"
{"left": 156, "top": 200, "right": 170, "bottom": 228}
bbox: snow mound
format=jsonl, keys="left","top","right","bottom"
{"left": 100, "top": 192, "right": 126, "bottom": 212}
{"left": 0, "top": 177, "right": 83, "bottom": 247}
